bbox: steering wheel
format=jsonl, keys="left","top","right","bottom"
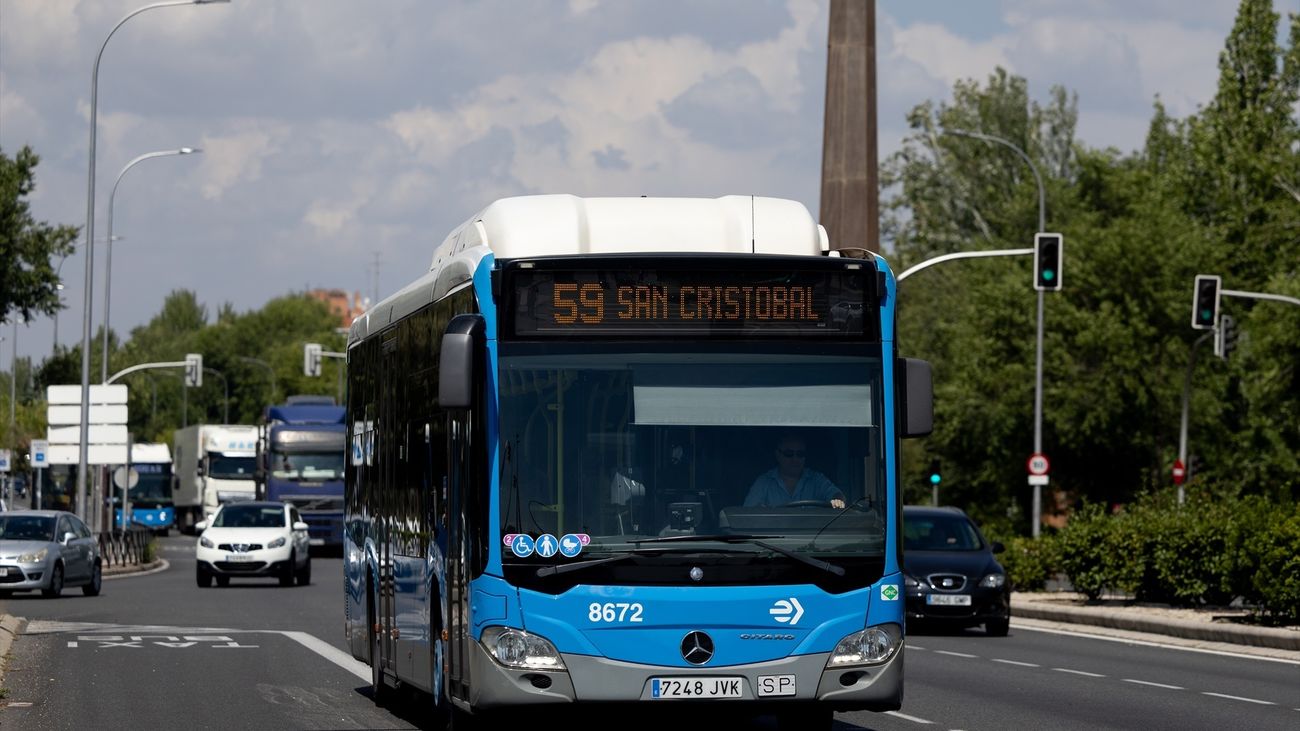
{"left": 785, "top": 500, "right": 833, "bottom": 509}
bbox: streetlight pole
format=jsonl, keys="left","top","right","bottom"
{"left": 944, "top": 128, "right": 1048, "bottom": 537}
{"left": 203, "top": 367, "right": 229, "bottom": 423}
{"left": 102, "top": 147, "right": 201, "bottom": 383}
{"left": 237, "top": 356, "right": 277, "bottom": 404}
{"left": 78, "top": 0, "right": 228, "bottom": 524}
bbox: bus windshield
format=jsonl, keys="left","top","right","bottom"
{"left": 497, "top": 341, "right": 887, "bottom": 575}
{"left": 131, "top": 463, "right": 172, "bottom": 507}
{"left": 271, "top": 451, "right": 344, "bottom": 481}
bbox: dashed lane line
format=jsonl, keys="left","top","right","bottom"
{"left": 884, "top": 710, "right": 934, "bottom": 724}
{"left": 1123, "top": 679, "right": 1184, "bottom": 690}
{"left": 934, "top": 650, "right": 977, "bottom": 658}
{"left": 991, "top": 658, "right": 1040, "bottom": 667}
{"left": 1202, "top": 692, "right": 1275, "bottom": 705}
{"left": 1052, "top": 667, "right": 1106, "bottom": 678}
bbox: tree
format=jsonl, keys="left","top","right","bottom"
{"left": 0, "top": 146, "right": 79, "bottom": 325}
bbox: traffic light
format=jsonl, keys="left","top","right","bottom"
{"left": 928, "top": 459, "right": 942, "bottom": 486}
{"left": 1191, "top": 274, "right": 1221, "bottom": 330}
{"left": 1033, "top": 233, "right": 1063, "bottom": 291}
{"left": 1215, "top": 315, "right": 1237, "bottom": 360}
{"left": 184, "top": 353, "right": 203, "bottom": 387}
{"left": 304, "top": 343, "right": 322, "bottom": 377}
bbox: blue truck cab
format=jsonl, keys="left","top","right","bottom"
{"left": 256, "top": 395, "right": 346, "bottom": 548}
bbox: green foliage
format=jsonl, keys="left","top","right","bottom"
{"left": 883, "top": 0, "right": 1300, "bottom": 528}
{"left": 0, "top": 146, "right": 80, "bottom": 325}
{"left": 993, "top": 532, "right": 1060, "bottom": 592}
{"left": 1245, "top": 504, "right": 1300, "bottom": 622}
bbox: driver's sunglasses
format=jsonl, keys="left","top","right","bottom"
{"left": 778, "top": 449, "right": 806, "bottom": 458}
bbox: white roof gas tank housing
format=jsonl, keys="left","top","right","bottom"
{"left": 433, "top": 195, "right": 831, "bottom": 269}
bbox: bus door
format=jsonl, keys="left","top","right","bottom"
{"left": 446, "top": 412, "right": 473, "bottom": 703}
{"left": 374, "top": 366, "right": 397, "bottom": 684}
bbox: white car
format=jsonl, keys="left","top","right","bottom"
{"left": 195, "top": 501, "right": 311, "bottom": 587}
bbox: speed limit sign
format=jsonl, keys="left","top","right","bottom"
{"left": 1027, "top": 453, "right": 1051, "bottom": 476}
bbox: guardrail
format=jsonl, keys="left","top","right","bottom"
{"left": 97, "top": 527, "right": 154, "bottom": 568}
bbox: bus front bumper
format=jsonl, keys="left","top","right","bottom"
{"left": 468, "top": 638, "right": 903, "bottom": 713}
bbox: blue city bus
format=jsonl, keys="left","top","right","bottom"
{"left": 256, "top": 397, "right": 347, "bottom": 548}
{"left": 344, "top": 195, "right": 932, "bottom": 728}
{"left": 113, "top": 443, "right": 175, "bottom": 534}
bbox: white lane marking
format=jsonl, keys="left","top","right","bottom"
{"left": 908, "top": 644, "right": 926, "bottom": 651}
{"left": 1052, "top": 667, "right": 1105, "bottom": 677}
{"left": 934, "top": 650, "right": 977, "bottom": 658}
{"left": 24, "top": 620, "right": 369, "bottom": 683}
{"left": 1012, "top": 620, "right": 1300, "bottom": 666}
{"left": 992, "top": 658, "right": 1040, "bottom": 667}
{"left": 279, "top": 630, "right": 370, "bottom": 682}
{"left": 1123, "top": 679, "right": 1183, "bottom": 690}
{"left": 884, "top": 711, "right": 934, "bottom": 724}
{"left": 1202, "top": 692, "right": 1275, "bottom": 705}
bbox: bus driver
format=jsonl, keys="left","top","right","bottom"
{"left": 743, "top": 434, "right": 846, "bottom": 509}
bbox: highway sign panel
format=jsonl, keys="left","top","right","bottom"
{"left": 1027, "top": 453, "right": 1051, "bottom": 475}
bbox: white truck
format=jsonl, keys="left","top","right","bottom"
{"left": 172, "top": 424, "right": 259, "bottom": 533}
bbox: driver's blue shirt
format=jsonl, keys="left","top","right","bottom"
{"left": 744, "top": 469, "right": 842, "bottom": 506}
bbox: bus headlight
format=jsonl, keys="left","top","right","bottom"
{"left": 480, "top": 627, "right": 566, "bottom": 671}
{"left": 828, "top": 624, "right": 901, "bottom": 667}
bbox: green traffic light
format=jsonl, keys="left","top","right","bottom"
{"left": 1042, "top": 270, "right": 1055, "bottom": 281}
{"left": 929, "top": 474, "right": 941, "bottom": 485}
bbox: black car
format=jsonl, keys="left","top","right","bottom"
{"left": 902, "top": 506, "right": 1010, "bottom": 636}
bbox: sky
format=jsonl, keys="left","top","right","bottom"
{"left": 0, "top": 0, "right": 1268, "bottom": 366}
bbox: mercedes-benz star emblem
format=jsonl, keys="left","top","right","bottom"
{"left": 680, "top": 631, "right": 714, "bottom": 665}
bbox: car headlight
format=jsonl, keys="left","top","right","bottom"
{"left": 199, "top": 537, "right": 214, "bottom": 549}
{"left": 828, "top": 624, "right": 902, "bottom": 667}
{"left": 979, "top": 573, "right": 1006, "bottom": 589}
{"left": 19, "top": 547, "right": 49, "bottom": 563}
{"left": 268, "top": 536, "right": 287, "bottom": 549}
{"left": 480, "top": 627, "right": 566, "bottom": 671}
{"left": 904, "top": 574, "right": 923, "bottom": 589}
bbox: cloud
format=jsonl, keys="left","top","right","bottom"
{"left": 197, "top": 125, "right": 285, "bottom": 200}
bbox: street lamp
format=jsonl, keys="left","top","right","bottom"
{"left": 943, "top": 128, "right": 1049, "bottom": 538}
{"left": 78, "top": 0, "right": 229, "bottom": 524}
{"left": 101, "top": 147, "right": 202, "bottom": 383}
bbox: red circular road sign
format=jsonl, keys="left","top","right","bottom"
{"left": 1027, "top": 453, "right": 1050, "bottom": 476}
{"left": 1172, "top": 459, "right": 1186, "bottom": 485}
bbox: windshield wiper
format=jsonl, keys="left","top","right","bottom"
{"left": 633, "top": 534, "right": 845, "bottom": 577}
{"left": 536, "top": 553, "right": 637, "bottom": 577}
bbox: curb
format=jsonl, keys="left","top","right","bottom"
{"left": 1013, "top": 599, "right": 1300, "bottom": 652}
{"left": 104, "top": 558, "right": 169, "bottom": 579}
{"left": 0, "top": 614, "right": 26, "bottom": 689}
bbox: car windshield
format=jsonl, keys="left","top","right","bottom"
{"left": 903, "top": 514, "right": 984, "bottom": 551}
{"left": 0, "top": 515, "right": 57, "bottom": 541}
{"left": 213, "top": 505, "right": 286, "bottom": 529}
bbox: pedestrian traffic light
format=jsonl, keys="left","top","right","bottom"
{"left": 928, "top": 459, "right": 941, "bottom": 486}
{"left": 1033, "top": 233, "right": 1063, "bottom": 291}
{"left": 184, "top": 353, "right": 203, "bottom": 387}
{"left": 1215, "top": 315, "right": 1237, "bottom": 360}
{"left": 1191, "top": 274, "right": 1221, "bottom": 330}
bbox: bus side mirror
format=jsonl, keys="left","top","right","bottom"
{"left": 900, "top": 358, "right": 933, "bottom": 438}
{"left": 439, "top": 314, "right": 485, "bottom": 409}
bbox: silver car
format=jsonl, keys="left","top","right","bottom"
{"left": 0, "top": 510, "right": 103, "bottom": 598}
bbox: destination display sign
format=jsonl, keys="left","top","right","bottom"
{"left": 506, "top": 265, "right": 872, "bottom": 338}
